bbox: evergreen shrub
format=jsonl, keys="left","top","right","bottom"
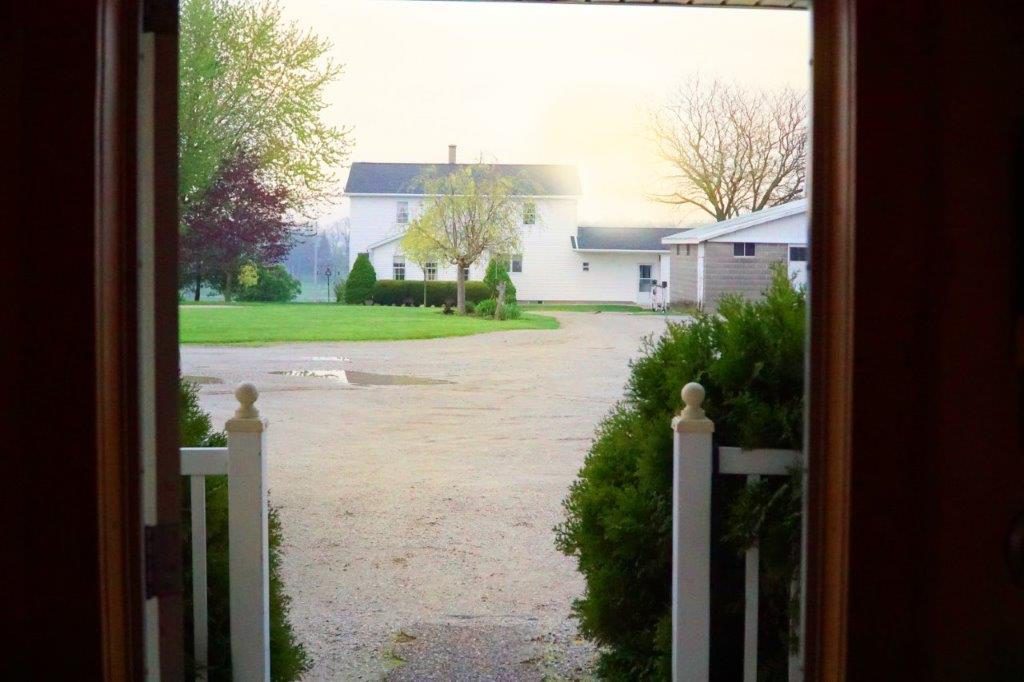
{"left": 555, "top": 266, "right": 804, "bottom": 680}
{"left": 345, "top": 253, "right": 377, "bottom": 303}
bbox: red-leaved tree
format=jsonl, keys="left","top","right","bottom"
{"left": 181, "top": 153, "right": 305, "bottom": 301}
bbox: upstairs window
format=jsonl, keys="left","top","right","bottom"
{"left": 396, "top": 201, "right": 409, "bottom": 224}
{"left": 733, "top": 242, "right": 756, "bottom": 257}
{"left": 789, "top": 246, "right": 808, "bottom": 262}
{"left": 523, "top": 201, "right": 536, "bottom": 225}
{"left": 393, "top": 254, "right": 406, "bottom": 280}
{"left": 509, "top": 255, "right": 523, "bottom": 273}
{"left": 425, "top": 262, "right": 437, "bottom": 281}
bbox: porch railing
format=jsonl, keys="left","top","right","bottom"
{"left": 180, "top": 383, "right": 270, "bottom": 682}
{"left": 671, "top": 382, "right": 804, "bottom": 682}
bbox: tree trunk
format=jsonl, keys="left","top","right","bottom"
{"left": 456, "top": 261, "right": 466, "bottom": 314}
{"left": 423, "top": 275, "right": 428, "bottom": 307}
{"left": 496, "top": 281, "right": 506, "bottom": 320}
{"left": 223, "top": 273, "right": 233, "bottom": 302}
{"left": 193, "top": 271, "right": 201, "bottom": 301}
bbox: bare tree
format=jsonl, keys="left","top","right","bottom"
{"left": 650, "top": 77, "right": 807, "bottom": 221}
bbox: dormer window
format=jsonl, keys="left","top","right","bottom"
{"left": 396, "top": 201, "right": 409, "bottom": 224}
{"left": 523, "top": 201, "right": 536, "bottom": 225}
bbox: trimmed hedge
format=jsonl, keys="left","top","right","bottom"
{"left": 372, "top": 279, "right": 490, "bottom": 307}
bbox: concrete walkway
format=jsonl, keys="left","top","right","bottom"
{"left": 182, "top": 311, "right": 681, "bottom": 680}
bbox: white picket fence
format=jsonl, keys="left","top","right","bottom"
{"left": 672, "top": 382, "right": 804, "bottom": 682}
{"left": 180, "top": 383, "right": 270, "bottom": 682}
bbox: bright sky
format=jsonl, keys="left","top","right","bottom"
{"left": 280, "top": 0, "right": 810, "bottom": 227}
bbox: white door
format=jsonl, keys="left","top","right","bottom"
{"left": 788, "top": 245, "right": 808, "bottom": 288}
{"left": 637, "top": 263, "right": 655, "bottom": 305}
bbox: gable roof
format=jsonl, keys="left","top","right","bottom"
{"left": 344, "top": 162, "right": 581, "bottom": 196}
{"left": 661, "top": 199, "right": 808, "bottom": 244}
{"left": 575, "top": 226, "right": 682, "bottom": 252}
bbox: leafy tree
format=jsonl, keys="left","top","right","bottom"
{"left": 650, "top": 77, "right": 807, "bottom": 221}
{"left": 483, "top": 258, "right": 517, "bottom": 304}
{"left": 402, "top": 166, "right": 524, "bottom": 314}
{"left": 401, "top": 224, "right": 445, "bottom": 305}
{"left": 555, "top": 266, "right": 804, "bottom": 679}
{"left": 180, "top": 152, "right": 304, "bottom": 301}
{"left": 344, "top": 253, "right": 376, "bottom": 304}
{"left": 236, "top": 264, "right": 302, "bottom": 302}
{"left": 179, "top": 0, "right": 351, "bottom": 217}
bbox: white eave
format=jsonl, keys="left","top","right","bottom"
{"left": 573, "top": 248, "right": 670, "bottom": 254}
{"left": 661, "top": 199, "right": 808, "bottom": 245}
{"left": 365, "top": 231, "right": 407, "bottom": 250}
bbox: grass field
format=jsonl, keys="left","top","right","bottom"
{"left": 179, "top": 303, "right": 559, "bottom": 344}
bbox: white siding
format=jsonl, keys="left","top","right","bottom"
{"left": 349, "top": 193, "right": 667, "bottom": 302}
{"left": 348, "top": 196, "right": 425, "bottom": 270}
{"left": 706, "top": 212, "right": 806, "bottom": 244}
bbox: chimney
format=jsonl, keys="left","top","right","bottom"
{"left": 448, "top": 144, "right": 457, "bottom": 164}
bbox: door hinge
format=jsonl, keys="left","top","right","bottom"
{"left": 143, "top": 0, "right": 178, "bottom": 34}
{"left": 145, "top": 523, "right": 179, "bottom": 599}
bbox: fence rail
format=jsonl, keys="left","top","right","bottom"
{"left": 180, "top": 383, "right": 270, "bottom": 682}
{"left": 672, "top": 382, "right": 804, "bottom": 682}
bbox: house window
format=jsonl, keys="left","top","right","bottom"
{"left": 393, "top": 255, "right": 406, "bottom": 280}
{"left": 396, "top": 201, "right": 409, "bottom": 224}
{"left": 733, "top": 242, "right": 756, "bottom": 257}
{"left": 509, "top": 255, "right": 523, "bottom": 273}
{"left": 523, "top": 201, "right": 536, "bottom": 225}
{"left": 789, "top": 246, "right": 808, "bottom": 262}
{"left": 582, "top": 262, "right": 590, "bottom": 272}
{"left": 425, "top": 262, "right": 437, "bottom": 281}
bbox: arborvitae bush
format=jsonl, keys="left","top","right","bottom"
{"left": 345, "top": 253, "right": 377, "bottom": 303}
{"left": 333, "top": 278, "right": 346, "bottom": 303}
{"left": 555, "top": 266, "right": 804, "bottom": 680}
{"left": 483, "top": 258, "right": 517, "bottom": 303}
{"left": 179, "top": 378, "right": 310, "bottom": 681}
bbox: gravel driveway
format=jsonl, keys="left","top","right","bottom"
{"left": 181, "top": 311, "right": 680, "bottom": 680}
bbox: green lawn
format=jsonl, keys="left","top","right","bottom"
{"left": 179, "top": 303, "right": 559, "bottom": 344}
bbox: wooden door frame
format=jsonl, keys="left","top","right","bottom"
{"left": 83, "top": 0, "right": 1024, "bottom": 677}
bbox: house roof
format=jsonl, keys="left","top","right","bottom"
{"left": 344, "top": 162, "right": 581, "bottom": 196}
{"left": 661, "top": 199, "right": 808, "bottom": 244}
{"left": 575, "top": 226, "right": 682, "bottom": 252}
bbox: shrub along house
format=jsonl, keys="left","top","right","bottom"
{"left": 662, "top": 199, "right": 808, "bottom": 311}
{"left": 345, "top": 146, "right": 678, "bottom": 304}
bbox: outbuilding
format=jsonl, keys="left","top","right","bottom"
{"left": 661, "top": 200, "right": 808, "bottom": 311}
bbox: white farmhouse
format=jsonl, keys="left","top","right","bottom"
{"left": 345, "top": 147, "right": 678, "bottom": 304}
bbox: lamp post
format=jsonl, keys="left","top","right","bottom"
{"left": 323, "top": 265, "right": 332, "bottom": 303}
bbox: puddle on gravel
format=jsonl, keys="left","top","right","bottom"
{"left": 270, "top": 369, "right": 451, "bottom": 386}
{"left": 182, "top": 375, "right": 223, "bottom": 385}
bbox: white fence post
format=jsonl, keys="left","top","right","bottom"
{"left": 225, "top": 383, "right": 271, "bottom": 682}
{"left": 672, "top": 382, "right": 715, "bottom": 682}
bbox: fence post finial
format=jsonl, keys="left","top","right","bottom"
{"left": 673, "top": 382, "right": 714, "bottom": 432}
{"left": 234, "top": 382, "right": 260, "bottom": 419}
